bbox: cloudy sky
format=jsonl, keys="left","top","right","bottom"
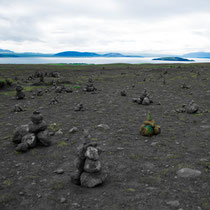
{"left": 0, "top": 0, "right": 210, "bottom": 54}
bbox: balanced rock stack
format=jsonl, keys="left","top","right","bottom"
{"left": 13, "top": 111, "right": 51, "bottom": 152}
{"left": 133, "top": 89, "right": 153, "bottom": 105}
{"left": 83, "top": 79, "right": 97, "bottom": 92}
{"left": 71, "top": 142, "right": 106, "bottom": 188}
{"left": 140, "top": 112, "right": 161, "bottom": 136}
{"left": 16, "top": 85, "right": 25, "bottom": 100}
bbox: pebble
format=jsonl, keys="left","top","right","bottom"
{"left": 55, "top": 129, "right": 63, "bottom": 135}
{"left": 54, "top": 169, "right": 64, "bottom": 174}
{"left": 69, "top": 127, "right": 79, "bottom": 134}
{"left": 177, "top": 168, "right": 201, "bottom": 178}
{"left": 166, "top": 200, "right": 180, "bottom": 207}
{"left": 96, "top": 124, "right": 110, "bottom": 130}
{"left": 60, "top": 197, "right": 67, "bottom": 203}
{"left": 19, "top": 192, "right": 24, "bottom": 196}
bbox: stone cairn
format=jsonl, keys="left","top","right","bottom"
{"left": 71, "top": 141, "right": 106, "bottom": 188}
{"left": 140, "top": 112, "right": 161, "bottom": 136}
{"left": 132, "top": 89, "right": 153, "bottom": 105}
{"left": 175, "top": 100, "right": 199, "bottom": 114}
{"left": 16, "top": 85, "right": 25, "bottom": 100}
{"left": 12, "top": 111, "right": 51, "bottom": 152}
{"left": 83, "top": 78, "right": 97, "bottom": 92}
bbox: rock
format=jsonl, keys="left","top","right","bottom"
{"left": 54, "top": 169, "right": 64, "bottom": 174}
{"left": 60, "top": 197, "right": 66, "bottom": 203}
{"left": 166, "top": 200, "right": 180, "bottom": 207}
{"left": 69, "top": 127, "right": 79, "bottom": 134}
{"left": 55, "top": 129, "right": 63, "bottom": 135}
{"left": 16, "top": 91, "right": 25, "bottom": 100}
{"left": 74, "top": 103, "right": 84, "bottom": 111}
{"left": 22, "top": 133, "right": 37, "bottom": 148}
{"left": 187, "top": 101, "right": 199, "bottom": 114}
{"left": 177, "top": 168, "right": 201, "bottom": 178}
{"left": 142, "top": 97, "right": 150, "bottom": 105}
{"left": 85, "top": 147, "right": 99, "bottom": 160}
{"left": 37, "top": 130, "right": 51, "bottom": 146}
{"left": 80, "top": 171, "right": 106, "bottom": 188}
{"left": 13, "top": 125, "right": 29, "bottom": 144}
{"left": 96, "top": 124, "right": 110, "bottom": 130}
{"left": 31, "top": 111, "right": 43, "bottom": 124}
{"left": 29, "top": 121, "right": 47, "bottom": 133}
{"left": 16, "top": 143, "right": 29, "bottom": 152}
{"left": 84, "top": 159, "right": 101, "bottom": 173}
{"left": 120, "top": 90, "right": 127, "bottom": 96}
{"left": 36, "top": 89, "right": 43, "bottom": 96}
{"left": 13, "top": 104, "right": 24, "bottom": 112}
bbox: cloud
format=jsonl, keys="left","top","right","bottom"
{"left": 0, "top": 0, "right": 210, "bottom": 54}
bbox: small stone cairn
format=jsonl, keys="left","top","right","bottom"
{"left": 176, "top": 100, "right": 199, "bottom": 114}
{"left": 13, "top": 111, "right": 51, "bottom": 152}
{"left": 140, "top": 112, "right": 161, "bottom": 136}
{"left": 83, "top": 78, "right": 97, "bottom": 92}
{"left": 71, "top": 141, "right": 106, "bottom": 188}
{"left": 16, "top": 85, "right": 25, "bottom": 100}
{"left": 133, "top": 89, "right": 153, "bottom": 105}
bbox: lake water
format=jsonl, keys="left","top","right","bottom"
{"left": 0, "top": 57, "right": 210, "bottom": 64}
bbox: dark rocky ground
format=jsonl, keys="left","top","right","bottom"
{"left": 0, "top": 63, "right": 209, "bottom": 210}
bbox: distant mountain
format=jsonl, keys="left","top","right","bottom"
{"left": 54, "top": 51, "right": 142, "bottom": 57}
{"left": 183, "top": 52, "right": 210, "bottom": 58}
{"left": 54, "top": 51, "right": 101, "bottom": 57}
{"left": 0, "top": 48, "right": 14, "bottom": 53}
{"left": 153, "top": 57, "right": 194, "bottom": 62}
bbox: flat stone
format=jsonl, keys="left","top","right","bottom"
{"left": 29, "top": 121, "right": 47, "bottom": 133}
{"left": 166, "top": 200, "right": 180, "bottom": 207}
{"left": 96, "top": 124, "right": 110, "bottom": 130}
{"left": 69, "top": 127, "right": 79, "bottom": 134}
{"left": 54, "top": 168, "right": 64, "bottom": 174}
{"left": 80, "top": 171, "right": 106, "bottom": 188}
{"left": 177, "top": 168, "right": 201, "bottom": 178}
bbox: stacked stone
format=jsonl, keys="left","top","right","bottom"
{"left": 140, "top": 112, "right": 161, "bottom": 136}
{"left": 71, "top": 142, "right": 106, "bottom": 188}
{"left": 16, "top": 85, "right": 25, "bottom": 100}
{"left": 13, "top": 111, "right": 51, "bottom": 152}
{"left": 132, "top": 89, "right": 153, "bottom": 105}
{"left": 175, "top": 100, "right": 199, "bottom": 114}
{"left": 83, "top": 79, "right": 97, "bottom": 92}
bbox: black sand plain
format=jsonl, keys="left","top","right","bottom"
{"left": 0, "top": 63, "right": 209, "bottom": 210}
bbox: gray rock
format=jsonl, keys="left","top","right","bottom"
{"left": 120, "top": 90, "right": 127, "bottom": 96}
{"left": 85, "top": 147, "right": 99, "bottom": 160}
{"left": 16, "top": 143, "right": 29, "bottom": 152}
{"left": 22, "top": 133, "right": 37, "bottom": 148}
{"left": 69, "top": 127, "right": 79, "bottom": 134}
{"left": 80, "top": 171, "right": 106, "bottom": 188}
{"left": 166, "top": 200, "right": 180, "bottom": 207}
{"left": 13, "top": 124, "right": 29, "bottom": 144}
{"left": 142, "top": 97, "right": 150, "bottom": 105}
{"left": 60, "top": 197, "right": 66, "bottom": 203}
{"left": 13, "top": 104, "right": 24, "bottom": 112}
{"left": 96, "top": 124, "right": 110, "bottom": 130}
{"left": 177, "top": 168, "right": 201, "bottom": 178}
{"left": 55, "top": 129, "right": 63, "bottom": 135}
{"left": 54, "top": 169, "right": 64, "bottom": 174}
{"left": 37, "top": 130, "right": 51, "bottom": 146}
{"left": 84, "top": 159, "right": 101, "bottom": 173}
{"left": 29, "top": 121, "right": 47, "bottom": 133}
{"left": 30, "top": 111, "right": 43, "bottom": 124}
{"left": 187, "top": 101, "right": 199, "bottom": 114}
